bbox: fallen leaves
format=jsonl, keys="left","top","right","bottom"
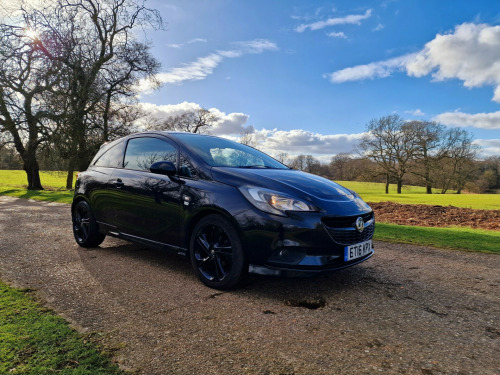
{"left": 369, "top": 201, "right": 500, "bottom": 231}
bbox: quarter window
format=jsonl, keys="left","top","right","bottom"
{"left": 93, "top": 142, "right": 125, "bottom": 168}
{"left": 124, "top": 137, "right": 177, "bottom": 171}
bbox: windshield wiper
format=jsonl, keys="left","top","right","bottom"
{"left": 237, "top": 165, "right": 273, "bottom": 169}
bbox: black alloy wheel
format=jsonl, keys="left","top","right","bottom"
{"left": 72, "top": 200, "right": 106, "bottom": 248}
{"left": 190, "top": 215, "right": 247, "bottom": 290}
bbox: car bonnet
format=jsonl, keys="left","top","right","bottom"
{"left": 211, "top": 167, "right": 372, "bottom": 214}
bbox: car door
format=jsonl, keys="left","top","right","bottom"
{"left": 86, "top": 140, "right": 126, "bottom": 227}
{"left": 108, "top": 136, "right": 183, "bottom": 246}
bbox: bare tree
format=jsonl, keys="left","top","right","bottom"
{"left": 290, "top": 154, "right": 321, "bottom": 173}
{"left": 359, "top": 115, "right": 419, "bottom": 194}
{"left": 239, "top": 129, "right": 258, "bottom": 148}
{"left": 434, "top": 128, "right": 479, "bottom": 194}
{"left": 329, "top": 153, "right": 351, "bottom": 180}
{"left": 408, "top": 120, "right": 447, "bottom": 194}
{"left": 274, "top": 152, "right": 290, "bottom": 166}
{"left": 148, "top": 108, "right": 217, "bottom": 134}
{"left": 25, "top": 0, "right": 162, "bottom": 188}
{"left": 0, "top": 23, "right": 62, "bottom": 189}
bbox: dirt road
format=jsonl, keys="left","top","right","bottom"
{"left": 0, "top": 196, "right": 498, "bottom": 375}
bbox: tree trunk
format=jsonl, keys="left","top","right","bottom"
{"left": 397, "top": 179, "right": 402, "bottom": 194}
{"left": 385, "top": 174, "right": 389, "bottom": 194}
{"left": 66, "top": 157, "right": 75, "bottom": 189}
{"left": 426, "top": 184, "right": 432, "bottom": 194}
{"left": 24, "top": 156, "right": 44, "bottom": 190}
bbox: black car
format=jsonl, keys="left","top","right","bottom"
{"left": 72, "top": 131, "right": 374, "bottom": 289}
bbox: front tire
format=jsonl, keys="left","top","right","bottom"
{"left": 190, "top": 215, "right": 248, "bottom": 290}
{"left": 72, "top": 200, "right": 106, "bottom": 248}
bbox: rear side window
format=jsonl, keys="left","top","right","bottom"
{"left": 124, "top": 137, "right": 177, "bottom": 171}
{"left": 93, "top": 142, "right": 124, "bottom": 168}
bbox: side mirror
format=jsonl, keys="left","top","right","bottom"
{"left": 150, "top": 161, "right": 176, "bottom": 176}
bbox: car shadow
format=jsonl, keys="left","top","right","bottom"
{"left": 78, "top": 237, "right": 377, "bottom": 306}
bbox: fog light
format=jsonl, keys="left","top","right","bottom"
{"left": 267, "top": 247, "right": 306, "bottom": 265}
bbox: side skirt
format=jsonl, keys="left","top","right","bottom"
{"left": 99, "top": 222, "right": 189, "bottom": 257}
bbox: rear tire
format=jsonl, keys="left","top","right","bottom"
{"left": 190, "top": 215, "right": 248, "bottom": 290}
{"left": 72, "top": 200, "right": 106, "bottom": 248}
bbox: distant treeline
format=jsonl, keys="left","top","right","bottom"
{"left": 1, "top": 138, "right": 498, "bottom": 194}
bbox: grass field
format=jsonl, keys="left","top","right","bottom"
{"left": 1, "top": 170, "right": 499, "bottom": 209}
{"left": 0, "top": 170, "right": 74, "bottom": 204}
{"left": 339, "top": 181, "right": 500, "bottom": 210}
{"left": 0, "top": 281, "right": 123, "bottom": 374}
{"left": 374, "top": 223, "right": 500, "bottom": 253}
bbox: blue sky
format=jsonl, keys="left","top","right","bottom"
{"left": 139, "top": 0, "right": 500, "bottom": 160}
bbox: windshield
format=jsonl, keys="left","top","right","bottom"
{"left": 172, "top": 133, "right": 288, "bottom": 169}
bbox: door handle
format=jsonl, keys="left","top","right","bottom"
{"left": 111, "top": 179, "right": 124, "bottom": 188}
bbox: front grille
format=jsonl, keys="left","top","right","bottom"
{"left": 321, "top": 212, "right": 374, "bottom": 228}
{"left": 322, "top": 212, "right": 375, "bottom": 246}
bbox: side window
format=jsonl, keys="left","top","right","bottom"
{"left": 179, "top": 153, "right": 197, "bottom": 178}
{"left": 123, "top": 137, "right": 177, "bottom": 171}
{"left": 93, "top": 142, "right": 124, "bottom": 168}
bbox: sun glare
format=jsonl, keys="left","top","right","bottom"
{"left": 25, "top": 28, "right": 39, "bottom": 40}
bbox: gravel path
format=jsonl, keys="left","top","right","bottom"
{"left": 0, "top": 195, "right": 498, "bottom": 375}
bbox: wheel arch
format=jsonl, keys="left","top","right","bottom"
{"left": 184, "top": 207, "right": 244, "bottom": 252}
{"left": 71, "top": 195, "right": 89, "bottom": 213}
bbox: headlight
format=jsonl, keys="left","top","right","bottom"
{"left": 239, "top": 186, "right": 318, "bottom": 216}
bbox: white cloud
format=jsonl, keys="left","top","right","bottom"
{"left": 136, "top": 102, "right": 365, "bottom": 159}
{"left": 327, "top": 31, "right": 347, "bottom": 39}
{"left": 473, "top": 139, "right": 500, "bottom": 157}
{"left": 138, "top": 39, "right": 277, "bottom": 92}
{"left": 136, "top": 102, "right": 253, "bottom": 136}
{"left": 434, "top": 110, "right": 500, "bottom": 130}
{"left": 324, "top": 54, "right": 414, "bottom": 83}
{"left": 326, "top": 23, "right": 500, "bottom": 103}
{"left": 207, "top": 108, "right": 254, "bottom": 136}
{"left": 166, "top": 38, "right": 207, "bottom": 49}
{"left": 232, "top": 39, "right": 279, "bottom": 54}
{"left": 405, "top": 109, "right": 426, "bottom": 117}
{"left": 187, "top": 38, "right": 207, "bottom": 44}
{"left": 138, "top": 101, "right": 201, "bottom": 120}
{"left": 295, "top": 9, "right": 372, "bottom": 33}
{"left": 253, "top": 129, "right": 365, "bottom": 158}
{"left": 155, "top": 53, "right": 223, "bottom": 85}
{"left": 373, "top": 23, "right": 385, "bottom": 31}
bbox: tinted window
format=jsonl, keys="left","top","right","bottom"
{"left": 124, "top": 137, "right": 177, "bottom": 171}
{"left": 93, "top": 142, "right": 124, "bottom": 168}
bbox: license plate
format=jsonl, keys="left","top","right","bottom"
{"left": 344, "top": 240, "right": 372, "bottom": 261}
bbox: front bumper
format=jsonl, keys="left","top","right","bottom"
{"left": 249, "top": 250, "right": 374, "bottom": 277}
{"left": 233, "top": 208, "right": 375, "bottom": 273}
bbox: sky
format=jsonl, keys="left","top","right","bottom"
{"left": 136, "top": 0, "right": 500, "bottom": 161}
{"left": 2, "top": 0, "right": 499, "bottom": 161}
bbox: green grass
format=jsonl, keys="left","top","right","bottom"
{"left": 374, "top": 222, "right": 500, "bottom": 253}
{"left": 2, "top": 171, "right": 499, "bottom": 209}
{"left": 338, "top": 181, "right": 500, "bottom": 210}
{"left": 0, "top": 170, "right": 74, "bottom": 204}
{"left": 0, "top": 281, "right": 123, "bottom": 374}
{"left": 0, "top": 170, "right": 73, "bottom": 187}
